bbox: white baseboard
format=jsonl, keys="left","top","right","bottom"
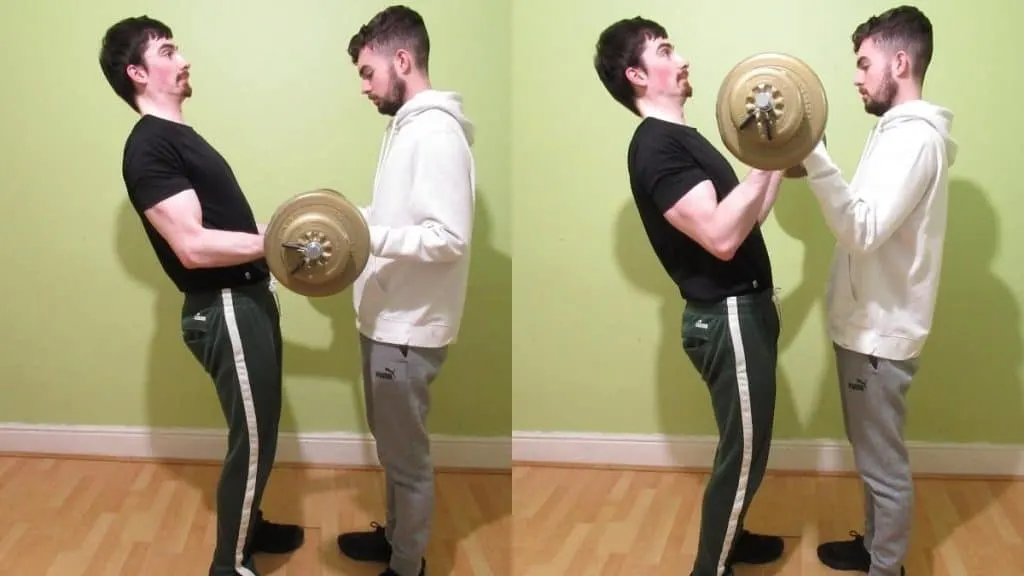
{"left": 2, "top": 425, "right": 1020, "bottom": 478}
{"left": 0, "top": 423, "right": 510, "bottom": 471}
{"left": 511, "top": 432, "right": 1024, "bottom": 478}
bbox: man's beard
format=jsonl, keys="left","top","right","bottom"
{"left": 178, "top": 73, "right": 192, "bottom": 99}
{"left": 864, "top": 72, "right": 897, "bottom": 116}
{"left": 376, "top": 66, "right": 408, "bottom": 117}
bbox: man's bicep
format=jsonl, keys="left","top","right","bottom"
{"left": 662, "top": 179, "right": 718, "bottom": 241}
{"left": 142, "top": 189, "right": 203, "bottom": 251}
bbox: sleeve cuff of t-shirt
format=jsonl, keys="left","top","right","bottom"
{"left": 651, "top": 172, "right": 708, "bottom": 214}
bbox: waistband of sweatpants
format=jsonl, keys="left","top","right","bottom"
{"left": 684, "top": 287, "right": 777, "bottom": 315}
{"left": 182, "top": 278, "right": 276, "bottom": 313}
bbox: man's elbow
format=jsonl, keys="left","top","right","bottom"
{"left": 429, "top": 234, "right": 469, "bottom": 262}
{"left": 839, "top": 229, "right": 885, "bottom": 254}
{"left": 449, "top": 237, "right": 469, "bottom": 259}
{"left": 170, "top": 231, "right": 204, "bottom": 269}
{"left": 709, "top": 240, "right": 739, "bottom": 262}
{"left": 848, "top": 239, "right": 882, "bottom": 255}
{"left": 704, "top": 229, "right": 741, "bottom": 261}
{"left": 179, "top": 251, "right": 203, "bottom": 269}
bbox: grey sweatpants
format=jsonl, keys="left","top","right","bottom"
{"left": 834, "top": 343, "right": 919, "bottom": 576}
{"left": 360, "top": 333, "right": 448, "bottom": 576}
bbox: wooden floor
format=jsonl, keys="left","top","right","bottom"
{"left": 513, "top": 465, "right": 1024, "bottom": 575}
{"left": 4, "top": 456, "right": 1024, "bottom": 575}
{"left": 0, "top": 455, "right": 510, "bottom": 575}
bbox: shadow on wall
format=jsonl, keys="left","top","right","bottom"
{"left": 913, "top": 179, "right": 1022, "bottom": 443}
{"left": 770, "top": 177, "right": 842, "bottom": 440}
{"left": 613, "top": 199, "right": 712, "bottom": 436}
{"left": 897, "top": 177, "right": 1021, "bottom": 576}
{"left": 423, "top": 190, "right": 512, "bottom": 439}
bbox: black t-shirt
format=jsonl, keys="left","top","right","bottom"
{"left": 627, "top": 117, "right": 773, "bottom": 302}
{"left": 121, "top": 115, "right": 269, "bottom": 293}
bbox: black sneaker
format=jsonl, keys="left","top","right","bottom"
{"left": 379, "top": 558, "right": 426, "bottom": 576}
{"left": 817, "top": 531, "right": 906, "bottom": 574}
{"left": 727, "top": 530, "right": 784, "bottom": 564}
{"left": 338, "top": 521, "right": 392, "bottom": 563}
{"left": 818, "top": 531, "right": 870, "bottom": 571}
{"left": 249, "top": 512, "right": 305, "bottom": 554}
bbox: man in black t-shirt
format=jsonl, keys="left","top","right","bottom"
{"left": 595, "top": 17, "right": 787, "bottom": 576}
{"left": 99, "top": 16, "right": 303, "bottom": 576}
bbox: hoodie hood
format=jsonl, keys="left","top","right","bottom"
{"left": 390, "top": 89, "right": 475, "bottom": 145}
{"left": 878, "top": 99, "right": 958, "bottom": 166}
{"left": 371, "top": 89, "right": 475, "bottom": 195}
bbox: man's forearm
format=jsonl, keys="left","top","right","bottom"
{"left": 181, "top": 228, "right": 265, "bottom": 269}
{"left": 710, "top": 169, "right": 773, "bottom": 248}
{"left": 758, "top": 170, "right": 784, "bottom": 223}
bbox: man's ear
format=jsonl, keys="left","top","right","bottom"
{"left": 892, "top": 50, "right": 912, "bottom": 79}
{"left": 625, "top": 66, "right": 646, "bottom": 88}
{"left": 126, "top": 63, "right": 147, "bottom": 84}
{"left": 394, "top": 48, "right": 414, "bottom": 74}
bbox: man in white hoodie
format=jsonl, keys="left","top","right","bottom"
{"left": 795, "top": 6, "right": 957, "bottom": 576}
{"left": 335, "top": 6, "right": 476, "bottom": 576}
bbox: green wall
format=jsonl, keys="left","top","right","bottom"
{"left": 1, "top": 0, "right": 1020, "bottom": 448}
{"left": 0, "top": 1, "right": 510, "bottom": 437}
{"left": 511, "top": 0, "right": 1024, "bottom": 444}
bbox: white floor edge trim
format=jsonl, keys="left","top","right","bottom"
{"left": 511, "top": 431, "right": 1024, "bottom": 477}
{"left": 1, "top": 425, "right": 1019, "bottom": 477}
{"left": 0, "top": 423, "right": 511, "bottom": 471}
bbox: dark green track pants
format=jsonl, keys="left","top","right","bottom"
{"left": 681, "top": 289, "right": 780, "bottom": 576}
{"left": 180, "top": 280, "right": 283, "bottom": 576}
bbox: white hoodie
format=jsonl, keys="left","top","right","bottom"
{"left": 801, "top": 99, "right": 958, "bottom": 361}
{"left": 352, "top": 89, "right": 476, "bottom": 348}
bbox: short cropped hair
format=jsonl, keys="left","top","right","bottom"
{"left": 347, "top": 5, "right": 430, "bottom": 73}
{"left": 99, "top": 15, "right": 173, "bottom": 112}
{"left": 852, "top": 5, "right": 934, "bottom": 82}
{"left": 593, "top": 17, "right": 667, "bottom": 116}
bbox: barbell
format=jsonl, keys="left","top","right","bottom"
{"left": 715, "top": 52, "right": 828, "bottom": 171}
{"left": 262, "top": 188, "right": 370, "bottom": 298}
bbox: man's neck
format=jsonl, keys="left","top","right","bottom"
{"left": 399, "top": 73, "right": 433, "bottom": 104}
{"left": 637, "top": 97, "right": 686, "bottom": 125}
{"left": 892, "top": 88, "right": 922, "bottom": 108}
{"left": 136, "top": 95, "right": 185, "bottom": 124}
{"left": 889, "top": 78, "right": 924, "bottom": 108}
